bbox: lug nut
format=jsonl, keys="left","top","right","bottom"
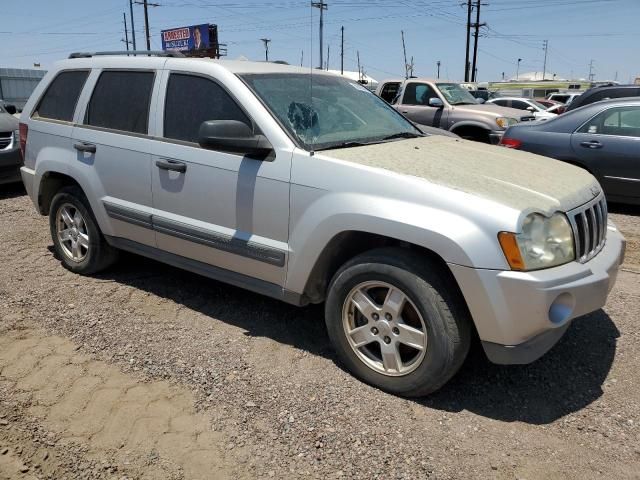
{"left": 372, "top": 313, "right": 379, "bottom": 321}
{"left": 385, "top": 313, "right": 392, "bottom": 321}
{"left": 383, "top": 336, "right": 391, "bottom": 344}
{"left": 392, "top": 327, "right": 400, "bottom": 335}
{"left": 371, "top": 327, "right": 379, "bottom": 335}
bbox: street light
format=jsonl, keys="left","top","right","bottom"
{"left": 516, "top": 58, "right": 522, "bottom": 81}
{"left": 436, "top": 60, "right": 441, "bottom": 79}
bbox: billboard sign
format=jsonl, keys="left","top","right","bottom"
{"left": 161, "top": 24, "right": 210, "bottom": 52}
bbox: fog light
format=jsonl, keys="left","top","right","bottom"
{"left": 548, "top": 292, "right": 575, "bottom": 325}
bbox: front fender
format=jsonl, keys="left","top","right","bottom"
{"left": 285, "top": 190, "right": 509, "bottom": 294}
{"left": 448, "top": 120, "right": 493, "bottom": 132}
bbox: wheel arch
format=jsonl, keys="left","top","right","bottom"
{"left": 37, "top": 170, "right": 84, "bottom": 215}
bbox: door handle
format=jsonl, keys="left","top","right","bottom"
{"left": 580, "top": 140, "right": 603, "bottom": 149}
{"left": 400, "top": 110, "right": 409, "bottom": 114}
{"left": 73, "top": 142, "right": 96, "bottom": 153}
{"left": 155, "top": 158, "right": 187, "bottom": 173}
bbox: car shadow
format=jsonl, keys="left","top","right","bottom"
{"left": 420, "top": 309, "right": 619, "bottom": 424}
{"left": 608, "top": 202, "right": 640, "bottom": 216}
{"left": 83, "top": 251, "right": 617, "bottom": 425}
{"left": 0, "top": 182, "right": 25, "bottom": 200}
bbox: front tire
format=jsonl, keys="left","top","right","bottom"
{"left": 49, "top": 186, "right": 118, "bottom": 274}
{"left": 325, "top": 248, "right": 471, "bottom": 397}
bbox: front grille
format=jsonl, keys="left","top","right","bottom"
{"left": 568, "top": 194, "right": 608, "bottom": 263}
{"left": 0, "top": 132, "right": 11, "bottom": 150}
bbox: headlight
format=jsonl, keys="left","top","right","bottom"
{"left": 496, "top": 117, "right": 518, "bottom": 129}
{"left": 498, "top": 213, "right": 575, "bottom": 271}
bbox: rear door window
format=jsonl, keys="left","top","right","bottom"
{"left": 34, "top": 70, "right": 89, "bottom": 122}
{"left": 511, "top": 100, "right": 530, "bottom": 110}
{"left": 578, "top": 106, "right": 640, "bottom": 137}
{"left": 86, "top": 71, "right": 155, "bottom": 134}
{"left": 163, "top": 73, "right": 250, "bottom": 144}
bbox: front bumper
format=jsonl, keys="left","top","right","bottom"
{"left": 449, "top": 225, "right": 626, "bottom": 364}
{"left": 488, "top": 130, "right": 505, "bottom": 145}
{"left": 0, "top": 147, "right": 22, "bottom": 185}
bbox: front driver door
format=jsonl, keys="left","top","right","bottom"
{"left": 571, "top": 105, "right": 640, "bottom": 202}
{"left": 150, "top": 68, "right": 291, "bottom": 287}
{"left": 397, "top": 83, "right": 447, "bottom": 128}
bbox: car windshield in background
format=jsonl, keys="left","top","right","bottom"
{"left": 436, "top": 83, "right": 478, "bottom": 105}
{"left": 530, "top": 100, "right": 549, "bottom": 110}
{"left": 240, "top": 73, "right": 421, "bottom": 151}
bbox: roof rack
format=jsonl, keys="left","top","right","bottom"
{"left": 68, "top": 50, "right": 185, "bottom": 59}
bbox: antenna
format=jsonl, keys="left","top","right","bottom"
{"left": 326, "top": 44, "right": 330, "bottom": 70}
{"left": 401, "top": 30, "right": 408, "bottom": 80}
{"left": 340, "top": 26, "right": 344, "bottom": 75}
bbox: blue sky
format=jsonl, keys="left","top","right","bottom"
{"left": 1, "top": 0, "right": 638, "bottom": 83}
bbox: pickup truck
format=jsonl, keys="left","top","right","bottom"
{"left": 376, "top": 78, "right": 535, "bottom": 143}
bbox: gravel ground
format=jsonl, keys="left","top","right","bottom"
{"left": 1, "top": 182, "right": 639, "bottom": 480}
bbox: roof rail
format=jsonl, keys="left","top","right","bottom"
{"left": 68, "top": 50, "right": 186, "bottom": 59}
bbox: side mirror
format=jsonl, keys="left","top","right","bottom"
{"left": 198, "top": 120, "right": 273, "bottom": 159}
{"left": 526, "top": 106, "right": 536, "bottom": 112}
{"left": 4, "top": 104, "right": 17, "bottom": 115}
{"left": 475, "top": 98, "right": 486, "bottom": 104}
{"left": 428, "top": 97, "right": 444, "bottom": 108}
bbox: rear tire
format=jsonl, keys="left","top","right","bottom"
{"left": 325, "top": 248, "right": 471, "bottom": 397}
{"left": 49, "top": 186, "right": 118, "bottom": 274}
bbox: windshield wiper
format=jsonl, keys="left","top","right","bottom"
{"left": 315, "top": 141, "right": 373, "bottom": 151}
{"left": 380, "top": 132, "right": 424, "bottom": 141}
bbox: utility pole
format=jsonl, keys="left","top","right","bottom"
{"left": 134, "top": 0, "right": 159, "bottom": 51}
{"left": 357, "top": 50, "right": 361, "bottom": 82}
{"left": 542, "top": 39, "right": 548, "bottom": 80}
{"left": 437, "top": 60, "right": 441, "bottom": 79}
{"left": 326, "top": 45, "right": 330, "bottom": 70}
{"left": 471, "top": 0, "right": 485, "bottom": 83}
{"left": 464, "top": 0, "right": 472, "bottom": 82}
{"left": 588, "top": 59, "right": 595, "bottom": 82}
{"left": 401, "top": 30, "right": 408, "bottom": 79}
{"left": 129, "top": 0, "right": 137, "bottom": 51}
{"left": 340, "top": 26, "right": 344, "bottom": 75}
{"left": 260, "top": 38, "right": 271, "bottom": 62}
{"left": 516, "top": 58, "right": 522, "bottom": 80}
{"left": 122, "top": 12, "right": 131, "bottom": 54}
{"left": 301, "top": 50, "right": 304, "bottom": 67}
{"left": 311, "top": 2, "right": 328, "bottom": 69}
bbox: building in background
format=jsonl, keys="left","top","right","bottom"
{"left": 0, "top": 68, "right": 47, "bottom": 110}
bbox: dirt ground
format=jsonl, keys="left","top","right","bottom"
{"left": 1, "top": 183, "right": 639, "bottom": 480}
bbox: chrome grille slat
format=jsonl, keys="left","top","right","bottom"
{"left": 568, "top": 194, "right": 608, "bottom": 263}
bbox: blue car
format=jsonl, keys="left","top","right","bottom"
{"left": 500, "top": 97, "right": 640, "bottom": 205}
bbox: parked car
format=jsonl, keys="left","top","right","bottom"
{"left": 565, "top": 84, "right": 640, "bottom": 112}
{"left": 534, "top": 98, "right": 559, "bottom": 109}
{"left": 0, "top": 99, "right": 18, "bottom": 116}
{"left": 376, "top": 78, "right": 535, "bottom": 143}
{"left": 0, "top": 102, "right": 21, "bottom": 185}
{"left": 546, "top": 92, "right": 582, "bottom": 105}
{"left": 500, "top": 98, "right": 640, "bottom": 205}
{"left": 487, "top": 97, "right": 557, "bottom": 121}
{"left": 20, "top": 53, "right": 625, "bottom": 396}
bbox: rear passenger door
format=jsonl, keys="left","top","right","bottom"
{"left": 571, "top": 105, "right": 640, "bottom": 202}
{"left": 73, "top": 68, "right": 160, "bottom": 247}
{"left": 150, "top": 68, "right": 291, "bottom": 286}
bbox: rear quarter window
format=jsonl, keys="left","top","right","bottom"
{"left": 85, "top": 71, "right": 155, "bottom": 134}
{"left": 34, "top": 70, "right": 89, "bottom": 122}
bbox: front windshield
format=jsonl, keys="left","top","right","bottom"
{"left": 241, "top": 73, "right": 421, "bottom": 150}
{"left": 436, "top": 83, "right": 478, "bottom": 105}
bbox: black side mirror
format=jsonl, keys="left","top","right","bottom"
{"left": 5, "top": 104, "right": 17, "bottom": 115}
{"left": 198, "top": 120, "right": 273, "bottom": 159}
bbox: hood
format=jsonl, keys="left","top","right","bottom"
{"left": 0, "top": 113, "right": 19, "bottom": 133}
{"left": 324, "top": 136, "right": 599, "bottom": 214}
{"left": 451, "top": 102, "right": 529, "bottom": 120}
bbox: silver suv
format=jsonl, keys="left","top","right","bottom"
{"left": 20, "top": 53, "right": 626, "bottom": 397}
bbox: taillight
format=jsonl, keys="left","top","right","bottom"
{"left": 19, "top": 122, "right": 28, "bottom": 159}
{"left": 499, "top": 137, "right": 522, "bottom": 149}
